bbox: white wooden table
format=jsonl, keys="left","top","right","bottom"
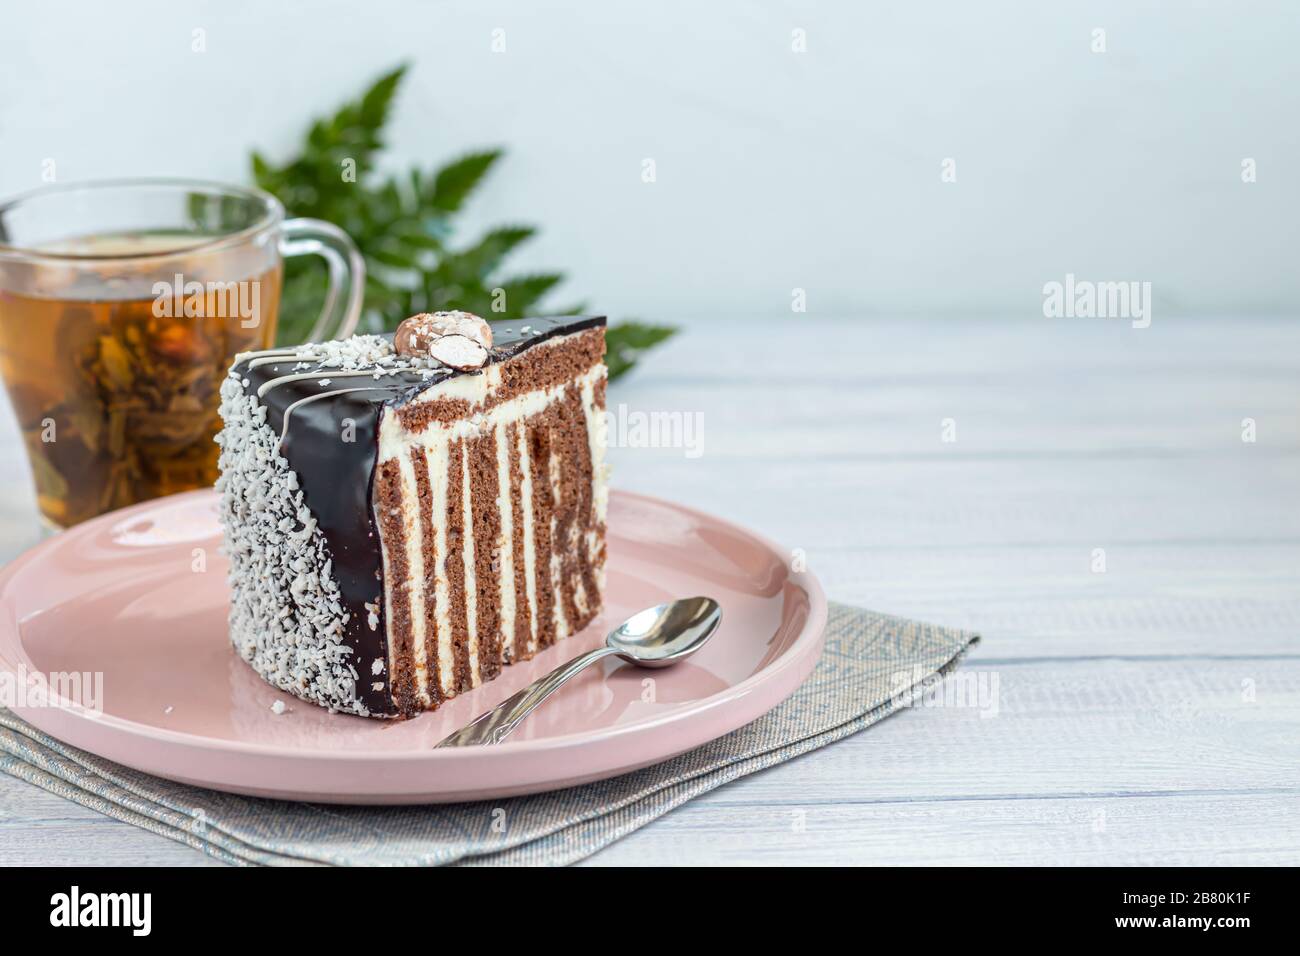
{"left": 2, "top": 315, "right": 1297, "bottom": 865}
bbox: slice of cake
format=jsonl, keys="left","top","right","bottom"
{"left": 215, "top": 312, "right": 607, "bottom": 718}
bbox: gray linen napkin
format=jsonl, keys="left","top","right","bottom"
{"left": 0, "top": 602, "right": 977, "bottom": 866}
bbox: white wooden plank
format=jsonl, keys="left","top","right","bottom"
{"left": 624, "top": 315, "right": 1300, "bottom": 381}
{"left": 0, "top": 774, "right": 218, "bottom": 865}
{"left": 691, "top": 659, "right": 1300, "bottom": 801}
{"left": 608, "top": 455, "right": 1300, "bottom": 546}
{"left": 0, "top": 822, "right": 224, "bottom": 866}
{"left": 581, "top": 793, "right": 1300, "bottom": 866}
{"left": 0, "top": 772, "right": 124, "bottom": 823}
{"left": 818, "top": 542, "right": 1300, "bottom": 658}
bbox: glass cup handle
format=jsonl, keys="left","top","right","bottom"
{"left": 278, "top": 218, "right": 366, "bottom": 343}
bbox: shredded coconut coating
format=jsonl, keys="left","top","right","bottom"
{"left": 290, "top": 334, "right": 439, "bottom": 374}
{"left": 215, "top": 371, "right": 372, "bottom": 717}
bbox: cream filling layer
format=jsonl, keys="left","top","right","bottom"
{"left": 428, "top": 441, "right": 454, "bottom": 697}
{"left": 494, "top": 421, "right": 518, "bottom": 660}
{"left": 395, "top": 450, "right": 432, "bottom": 706}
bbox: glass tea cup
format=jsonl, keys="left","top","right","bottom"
{"left": 0, "top": 178, "right": 363, "bottom": 530}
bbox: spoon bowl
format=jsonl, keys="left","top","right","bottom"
{"left": 608, "top": 596, "right": 722, "bottom": 667}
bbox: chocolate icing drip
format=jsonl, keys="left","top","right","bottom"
{"left": 228, "top": 315, "right": 605, "bottom": 716}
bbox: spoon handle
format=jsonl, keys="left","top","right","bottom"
{"left": 435, "top": 645, "right": 621, "bottom": 747}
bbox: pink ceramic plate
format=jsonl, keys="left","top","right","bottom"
{"left": 0, "top": 489, "right": 826, "bottom": 803}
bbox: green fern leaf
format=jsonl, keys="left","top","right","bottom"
{"left": 429, "top": 150, "right": 502, "bottom": 212}
{"left": 604, "top": 322, "right": 677, "bottom": 380}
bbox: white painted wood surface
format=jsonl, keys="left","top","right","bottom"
{"left": 1, "top": 315, "right": 1297, "bottom": 866}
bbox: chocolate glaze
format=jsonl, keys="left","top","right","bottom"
{"left": 230, "top": 315, "right": 606, "bottom": 715}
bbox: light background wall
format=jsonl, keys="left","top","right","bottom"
{"left": 1, "top": 0, "right": 1297, "bottom": 320}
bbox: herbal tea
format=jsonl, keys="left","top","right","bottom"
{"left": 0, "top": 233, "right": 282, "bottom": 527}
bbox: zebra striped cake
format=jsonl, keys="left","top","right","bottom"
{"left": 215, "top": 313, "right": 607, "bottom": 717}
